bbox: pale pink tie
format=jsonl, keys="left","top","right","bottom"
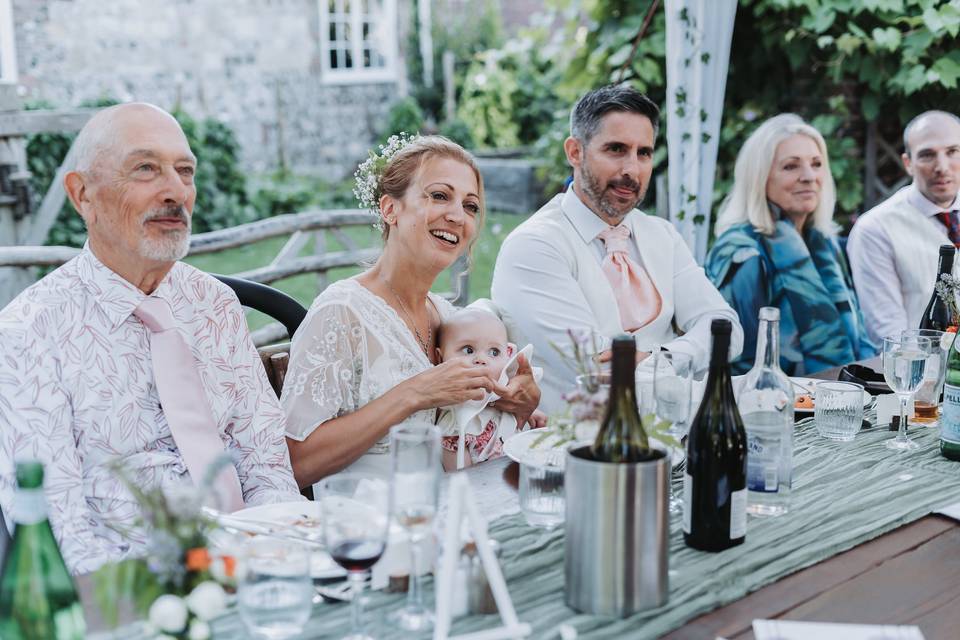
{"left": 597, "top": 225, "right": 662, "bottom": 331}
{"left": 134, "top": 296, "right": 245, "bottom": 512}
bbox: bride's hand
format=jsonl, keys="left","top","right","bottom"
{"left": 402, "top": 356, "right": 496, "bottom": 410}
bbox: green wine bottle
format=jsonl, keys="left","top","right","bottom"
{"left": 590, "top": 334, "right": 650, "bottom": 462}
{"left": 941, "top": 332, "right": 960, "bottom": 461}
{"left": 0, "top": 461, "right": 86, "bottom": 640}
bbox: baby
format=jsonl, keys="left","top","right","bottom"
{"left": 435, "top": 307, "right": 545, "bottom": 470}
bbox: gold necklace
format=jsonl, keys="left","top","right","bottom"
{"left": 380, "top": 275, "right": 432, "bottom": 356}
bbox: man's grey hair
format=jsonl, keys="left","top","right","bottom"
{"left": 902, "top": 110, "right": 960, "bottom": 157}
{"left": 569, "top": 84, "right": 660, "bottom": 144}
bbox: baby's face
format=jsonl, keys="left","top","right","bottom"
{"left": 439, "top": 315, "right": 511, "bottom": 380}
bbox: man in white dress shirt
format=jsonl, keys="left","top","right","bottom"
{"left": 0, "top": 103, "right": 301, "bottom": 574}
{"left": 847, "top": 110, "right": 960, "bottom": 343}
{"left": 492, "top": 85, "right": 742, "bottom": 412}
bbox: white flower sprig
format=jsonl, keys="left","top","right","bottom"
{"left": 353, "top": 132, "right": 421, "bottom": 231}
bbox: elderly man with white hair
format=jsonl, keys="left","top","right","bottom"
{"left": 0, "top": 103, "right": 301, "bottom": 574}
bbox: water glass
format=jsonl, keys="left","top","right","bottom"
{"left": 650, "top": 351, "right": 694, "bottom": 437}
{"left": 237, "top": 537, "right": 312, "bottom": 640}
{"left": 902, "top": 329, "right": 952, "bottom": 426}
{"left": 814, "top": 381, "right": 865, "bottom": 441}
{"left": 518, "top": 450, "right": 565, "bottom": 529}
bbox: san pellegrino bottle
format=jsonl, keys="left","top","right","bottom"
{"left": 590, "top": 335, "right": 650, "bottom": 462}
{"left": 737, "top": 307, "right": 794, "bottom": 517}
{"left": 919, "top": 244, "right": 956, "bottom": 331}
{"left": 0, "top": 461, "right": 85, "bottom": 640}
{"left": 684, "top": 319, "right": 748, "bottom": 551}
{"left": 940, "top": 331, "right": 960, "bottom": 461}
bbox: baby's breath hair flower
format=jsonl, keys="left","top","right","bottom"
{"left": 353, "top": 132, "right": 421, "bottom": 231}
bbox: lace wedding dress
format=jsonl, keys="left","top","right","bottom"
{"left": 281, "top": 278, "right": 455, "bottom": 479}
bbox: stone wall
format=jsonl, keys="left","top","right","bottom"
{"left": 11, "top": 0, "right": 402, "bottom": 179}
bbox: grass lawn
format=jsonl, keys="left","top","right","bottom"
{"left": 184, "top": 211, "right": 527, "bottom": 330}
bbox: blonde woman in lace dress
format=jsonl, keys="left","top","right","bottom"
{"left": 280, "top": 136, "right": 541, "bottom": 490}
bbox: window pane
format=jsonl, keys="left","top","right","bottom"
{"left": 344, "top": 49, "right": 353, "bottom": 68}
{"left": 329, "top": 49, "right": 338, "bottom": 69}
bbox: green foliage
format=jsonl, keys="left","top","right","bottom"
{"left": 457, "top": 51, "right": 522, "bottom": 149}
{"left": 514, "top": 0, "right": 960, "bottom": 230}
{"left": 173, "top": 110, "right": 254, "bottom": 233}
{"left": 378, "top": 96, "right": 426, "bottom": 142}
{"left": 26, "top": 101, "right": 255, "bottom": 247}
{"left": 406, "top": 0, "right": 505, "bottom": 125}
{"left": 438, "top": 117, "right": 475, "bottom": 148}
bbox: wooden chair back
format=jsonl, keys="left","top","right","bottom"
{"left": 258, "top": 343, "right": 291, "bottom": 398}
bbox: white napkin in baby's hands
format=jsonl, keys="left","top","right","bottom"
{"left": 438, "top": 344, "right": 543, "bottom": 469}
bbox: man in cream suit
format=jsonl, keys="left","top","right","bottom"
{"left": 491, "top": 85, "right": 743, "bottom": 412}
{"left": 847, "top": 110, "right": 960, "bottom": 343}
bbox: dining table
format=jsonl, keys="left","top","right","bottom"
{"left": 81, "top": 358, "right": 960, "bottom": 639}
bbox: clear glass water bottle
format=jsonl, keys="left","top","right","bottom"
{"left": 738, "top": 307, "right": 795, "bottom": 517}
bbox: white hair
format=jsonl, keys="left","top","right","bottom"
{"left": 715, "top": 113, "right": 837, "bottom": 237}
{"left": 72, "top": 102, "right": 177, "bottom": 173}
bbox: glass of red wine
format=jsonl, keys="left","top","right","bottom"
{"left": 318, "top": 472, "right": 391, "bottom": 640}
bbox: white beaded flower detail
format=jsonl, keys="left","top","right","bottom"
{"left": 353, "top": 132, "right": 421, "bottom": 231}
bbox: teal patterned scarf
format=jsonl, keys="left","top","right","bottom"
{"left": 706, "top": 217, "right": 876, "bottom": 375}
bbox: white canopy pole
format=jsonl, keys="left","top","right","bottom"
{"left": 664, "top": 0, "right": 737, "bottom": 263}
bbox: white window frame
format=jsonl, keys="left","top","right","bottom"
{"left": 318, "top": 0, "right": 398, "bottom": 85}
{"left": 0, "top": 0, "right": 17, "bottom": 84}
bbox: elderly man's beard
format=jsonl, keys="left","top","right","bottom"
{"left": 579, "top": 158, "right": 646, "bottom": 222}
{"left": 138, "top": 205, "right": 192, "bottom": 261}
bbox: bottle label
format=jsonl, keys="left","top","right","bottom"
{"left": 12, "top": 488, "right": 48, "bottom": 525}
{"left": 746, "top": 433, "right": 779, "bottom": 492}
{"left": 942, "top": 384, "right": 960, "bottom": 444}
{"left": 682, "top": 472, "right": 692, "bottom": 534}
{"left": 729, "top": 488, "right": 747, "bottom": 539}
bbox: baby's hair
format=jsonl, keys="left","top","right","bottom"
{"left": 436, "top": 307, "right": 506, "bottom": 350}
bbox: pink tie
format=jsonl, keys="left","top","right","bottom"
{"left": 134, "top": 297, "right": 245, "bottom": 513}
{"left": 597, "top": 225, "right": 662, "bottom": 332}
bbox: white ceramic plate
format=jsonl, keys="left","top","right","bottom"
{"left": 503, "top": 428, "right": 685, "bottom": 468}
{"left": 791, "top": 377, "right": 872, "bottom": 415}
{"left": 218, "top": 501, "right": 346, "bottom": 580}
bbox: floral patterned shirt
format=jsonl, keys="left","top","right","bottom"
{"left": 0, "top": 249, "right": 301, "bottom": 574}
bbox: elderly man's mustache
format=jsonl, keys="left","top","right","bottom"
{"left": 142, "top": 205, "right": 190, "bottom": 225}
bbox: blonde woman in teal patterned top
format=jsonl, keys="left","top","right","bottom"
{"left": 705, "top": 114, "right": 875, "bottom": 375}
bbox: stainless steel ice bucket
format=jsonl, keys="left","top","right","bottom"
{"left": 564, "top": 445, "right": 669, "bottom": 616}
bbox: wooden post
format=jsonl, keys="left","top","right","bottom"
{"left": 443, "top": 50, "right": 456, "bottom": 122}
{"left": 314, "top": 229, "right": 328, "bottom": 294}
{"left": 418, "top": 0, "right": 434, "bottom": 88}
{"left": 0, "top": 84, "right": 33, "bottom": 307}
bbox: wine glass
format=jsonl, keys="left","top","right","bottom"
{"left": 649, "top": 351, "right": 693, "bottom": 514}
{"left": 882, "top": 334, "right": 933, "bottom": 451}
{"left": 388, "top": 422, "right": 441, "bottom": 631}
{"left": 318, "top": 473, "right": 391, "bottom": 640}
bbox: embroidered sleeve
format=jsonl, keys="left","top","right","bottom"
{"left": 280, "top": 300, "right": 368, "bottom": 441}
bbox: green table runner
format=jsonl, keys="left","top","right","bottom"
{"left": 120, "top": 419, "right": 960, "bottom": 639}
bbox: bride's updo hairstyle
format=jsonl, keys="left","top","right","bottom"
{"left": 378, "top": 136, "right": 485, "bottom": 245}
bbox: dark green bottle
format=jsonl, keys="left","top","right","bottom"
{"left": 0, "top": 461, "right": 86, "bottom": 639}
{"left": 683, "top": 319, "right": 748, "bottom": 551}
{"left": 590, "top": 335, "right": 650, "bottom": 462}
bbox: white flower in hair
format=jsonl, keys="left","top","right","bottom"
{"left": 353, "top": 132, "right": 421, "bottom": 231}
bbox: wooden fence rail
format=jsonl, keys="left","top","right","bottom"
{"left": 0, "top": 207, "right": 471, "bottom": 345}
